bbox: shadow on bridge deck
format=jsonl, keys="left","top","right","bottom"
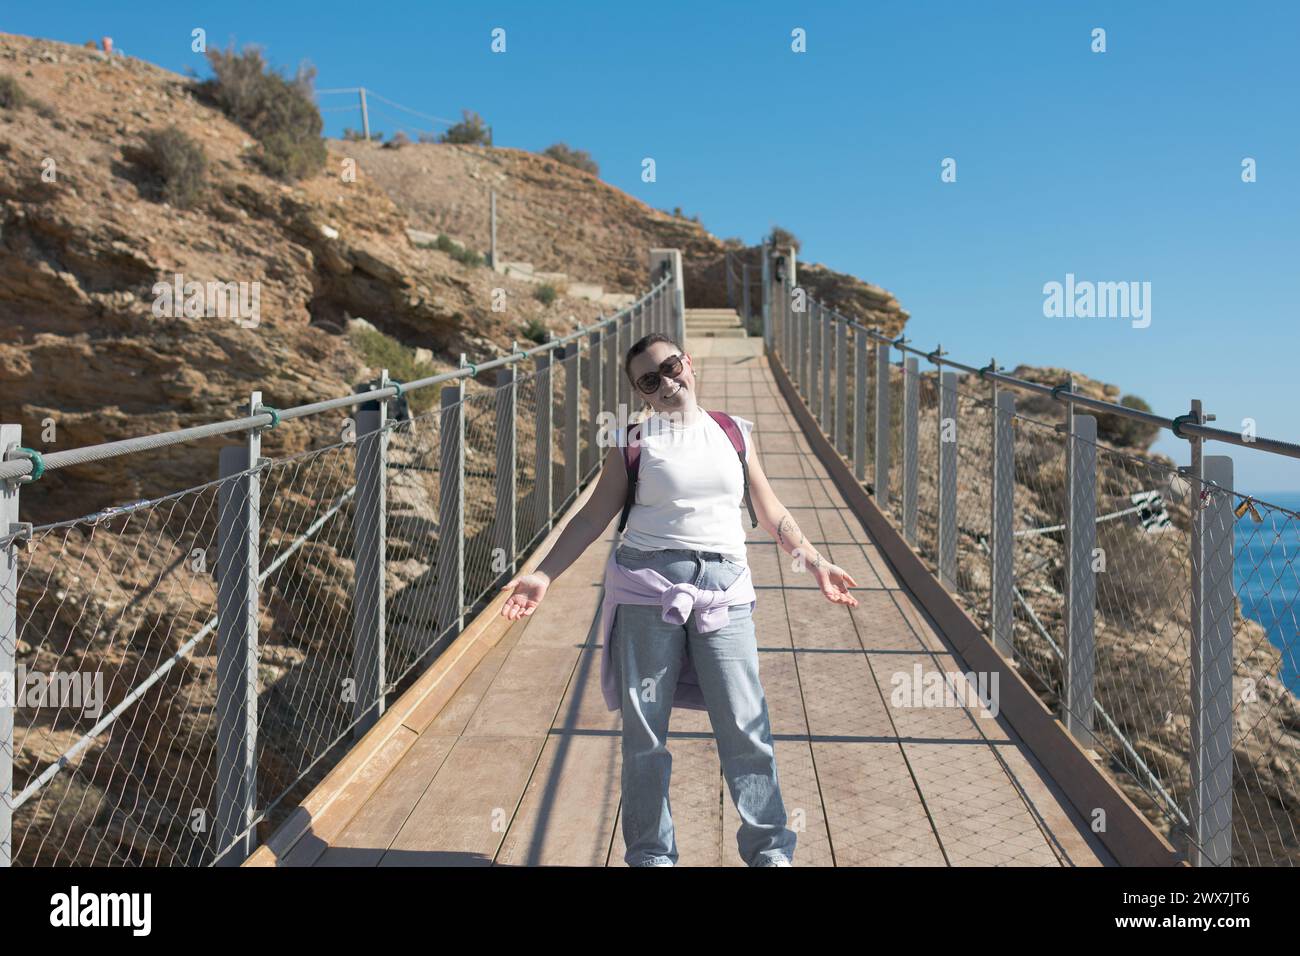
{"left": 246, "top": 338, "right": 1130, "bottom": 867}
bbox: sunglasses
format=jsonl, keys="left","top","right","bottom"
{"left": 634, "top": 353, "right": 685, "bottom": 395}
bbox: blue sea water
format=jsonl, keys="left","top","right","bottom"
{"left": 1235, "top": 491, "right": 1300, "bottom": 696}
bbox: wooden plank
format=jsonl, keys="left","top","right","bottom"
{"left": 381, "top": 735, "right": 543, "bottom": 866}
{"left": 902, "top": 741, "right": 1063, "bottom": 866}
{"left": 276, "top": 726, "right": 419, "bottom": 867}
{"left": 316, "top": 732, "right": 457, "bottom": 867}
{"left": 814, "top": 741, "right": 945, "bottom": 865}
{"left": 495, "top": 733, "right": 622, "bottom": 866}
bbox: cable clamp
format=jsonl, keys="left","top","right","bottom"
{"left": 6, "top": 446, "right": 45, "bottom": 484}
{"left": 388, "top": 380, "right": 404, "bottom": 399}
{"left": 1050, "top": 384, "right": 1072, "bottom": 403}
{"left": 253, "top": 405, "right": 280, "bottom": 430}
{"left": 978, "top": 362, "right": 997, "bottom": 380}
{"left": 1170, "top": 412, "right": 1197, "bottom": 439}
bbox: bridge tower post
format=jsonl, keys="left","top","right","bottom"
{"left": 648, "top": 249, "right": 685, "bottom": 349}
{"left": 214, "top": 393, "right": 264, "bottom": 865}
{"left": 772, "top": 245, "right": 796, "bottom": 365}
{"left": 937, "top": 371, "right": 958, "bottom": 590}
{"left": 990, "top": 390, "right": 1016, "bottom": 657}
{"left": 0, "top": 423, "right": 21, "bottom": 867}
{"left": 353, "top": 371, "right": 390, "bottom": 740}
{"left": 1064, "top": 412, "right": 1098, "bottom": 748}
{"left": 438, "top": 381, "right": 466, "bottom": 638}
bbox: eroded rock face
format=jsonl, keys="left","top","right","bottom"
{"left": 336, "top": 139, "right": 911, "bottom": 330}
{"left": 0, "top": 32, "right": 606, "bottom": 524}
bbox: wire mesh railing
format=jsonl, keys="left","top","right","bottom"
{"left": 0, "top": 264, "right": 682, "bottom": 867}
{"left": 769, "top": 273, "right": 1300, "bottom": 867}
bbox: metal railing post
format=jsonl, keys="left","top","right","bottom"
{"left": 0, "top": 423, "right": 21, "bottom": 868}
{"left": 494, "top": 364, "right": 518, "bottom": 586}
{"left": 761, "top": 239, "right": 771, "bottom": 348}
{"left": 902, "top": 357, "right": 919, "bottom": 545}
{"left": 214, "top": 392, "right": 263, "bottom": 866}
{"left": 562, "top": 343, "right": 579, "bottom": 509}
{"left": 990, "top": 390, "right": 1015, "bottom": 657}
{"left": 937, "top": 372, "right": 958, "bottom": 590}
{"left": 352, "top": 374, "right": 389, "bottom": 740}
{"left": 606, "top": 319, "right": 620, "bottom": 426}
{"left": 586, "top": 330, "right": 602, "bottom": 477}
{"left": 742, "top": 263, "right": 752, "bottom": 335}
{"left": 821, "top": 310, "right": 832, "bottom": 434}
{"left": 1064, "top": 413, "right": 1097, "bottom": 747}
{"left": 836, "top": 314, "right": 848, "bottom": 455}
{"left": 535, "top": 352, "right": 553, "bottom": 537}
{"left": 806, "top": 300, "right": 816, "bottom": 416}
{"left": 437, "top": 382, "right": 466, "bottom": 637}
{"left": 853, "top": 330, "right": 867, "bottom": 481}
{"left": 1189, "top": 406, "right": 1235, "bottom": 867}
{"left": 787, "top": 284, "right": 799, "bottom": 386}
{"left": 781, "top": 279, "right": 790, "bottom": 362}
{"left": 617, "top": 313, "right": 631, "bottom": 417}
{"left": 874, "top": 339, "right": 891, "bottom": 506}
{"left": 675, "top": 265, "right": 686, "bottom": 348}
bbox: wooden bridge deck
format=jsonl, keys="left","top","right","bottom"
{"left": 250, "top": 340, "right": 1118, "bottom": 867}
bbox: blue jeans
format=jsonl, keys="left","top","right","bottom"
{"left": 611, "top": 544, "right": 797, "bottom": 867}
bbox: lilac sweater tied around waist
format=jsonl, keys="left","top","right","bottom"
{"left": 599, "top": 548, "right": 757, "bottom": 712}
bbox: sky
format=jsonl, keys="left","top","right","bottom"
{"left": 5, "top": 0, "right": 1297, "bottom": 493}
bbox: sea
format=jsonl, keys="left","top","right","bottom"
{"left": 1236, "top": 491, "right": 1300, "bottom": 696}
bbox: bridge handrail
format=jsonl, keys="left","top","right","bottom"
{"left": 810, "top": 308, "right": 1300, "bottom": 461}
{"left": 0, "top": 274, "right": 673, "bottom": 486}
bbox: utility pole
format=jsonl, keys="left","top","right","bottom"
{"left": 359, "top": 87, "right": 371, "bottom": 141}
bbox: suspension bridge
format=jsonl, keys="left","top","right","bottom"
{"left": 1, "top": 247, "right": 1297, "bottom": 867}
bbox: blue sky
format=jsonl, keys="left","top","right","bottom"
{"left": 6, "top": 0, "right": 1297, "bottom": 492}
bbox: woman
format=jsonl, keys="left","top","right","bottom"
{"left": 500, "top": 332, "right": 859, "bottom": 867}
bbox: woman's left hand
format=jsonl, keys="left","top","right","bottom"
{"left": 810, "top": 559, "right": 859, "bottom": 607}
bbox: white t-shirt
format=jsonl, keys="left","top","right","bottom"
{"left": 616, "top": 407, "right": 755, "bottom": 564}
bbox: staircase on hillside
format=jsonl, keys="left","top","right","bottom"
{"left": 684, "top": 307, "right": 748, "bottom": 339}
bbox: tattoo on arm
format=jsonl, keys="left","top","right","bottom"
{"left": 776, "top": 512, "right": 826, "bottom": 570}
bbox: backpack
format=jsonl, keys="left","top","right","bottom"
{"left": 618, "top": 410, "right": 758, "bottom": 534}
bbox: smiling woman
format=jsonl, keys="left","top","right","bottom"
{"left": 498, "top": 328, "right": 859, "bottom": 867}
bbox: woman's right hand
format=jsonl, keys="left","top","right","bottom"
{"left": 499, "top": 572, "right": 550, "bottom": 621}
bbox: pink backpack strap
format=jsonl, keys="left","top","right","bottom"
{"left": 618, "top": 420, "right": 645, "bottom": 533}
{"left": 708, "top": 411, "right": 758, "bottom": 529}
